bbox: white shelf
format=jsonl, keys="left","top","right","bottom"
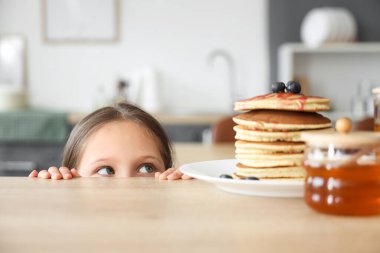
{"left": 279, "top": 42, "right": 380, "bottom": 81}
{"left": 280, "top": 42, "right": 380, "bottom": 54}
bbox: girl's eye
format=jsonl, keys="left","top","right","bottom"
{"left": 97, "top": 166, "right": 115, "bottom": 176}
{"left": 137, "top": 164, "right": 155, "bottom": 174}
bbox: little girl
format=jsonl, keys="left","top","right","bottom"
{"left": 28, "top": 103, "right": 191, "bottom": 180}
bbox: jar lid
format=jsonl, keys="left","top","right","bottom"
{"left": 301, "top": 130, "right": 380, "bottom": 148}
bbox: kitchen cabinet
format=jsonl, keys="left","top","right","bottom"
{"left": 0, "top": 113, "right": 228, "bottom": 176}
{"left": 0, "top": 110, "right": 69, "bottom": 176}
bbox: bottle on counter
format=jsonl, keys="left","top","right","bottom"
{"left": 113, "top": 79, "right": 129, "bottom": 105}
{"left": 373, "top": 86, "right": 380, "bottom": 131}
{"left": 351, "top": 80, "right": 373, "bottom": 120}
{"left": 138, "top": 67, "right": 162, "bottom": 113}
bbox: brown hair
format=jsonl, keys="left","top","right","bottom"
{"left": 62, "top": 103, "right": 173, "bottom": 170}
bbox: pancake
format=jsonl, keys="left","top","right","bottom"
{"left": 236, "top": 153, "right": 303, "bottom": 167}
{"left": 235, "top": 140, "right": 305, "bottom": 154}
{"left": 234, "top": 93, "right": 330, "bottom": 112}
{"left": 235, "top": 163, "right": 305, "bottom": 179}
{"left": 233, "top": 110, "right": 331, "bottom": 131}
{"left": 232, "top": 173, "right": 304, "bottom": 181}
{"left": 234, "top": 125, "right": 303, "bottom": 142}
{"left": 234, "top": 125, "right": 333, "bottom": 142}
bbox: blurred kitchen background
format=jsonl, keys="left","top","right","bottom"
{"left": 1, "top": 0, "right": 380, "bottom": 175}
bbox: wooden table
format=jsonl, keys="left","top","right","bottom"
{"left": 1, "top": 144, "right": 380, "bottom": 253}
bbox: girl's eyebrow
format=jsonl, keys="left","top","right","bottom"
{"left": 140, "top": 155, "right": 161, "bottom": 162}
{"left": 90, "top": 156, "right": 161, "bottom": 165}
{"left": 90, "top": 158, "right": 111, "bottom": 165}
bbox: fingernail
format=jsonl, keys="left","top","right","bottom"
{"left": 64, "top": 174, "right": 72, "bottom": 179}
{"left": 53, "top": 174, "right": 61, "bottom": 179}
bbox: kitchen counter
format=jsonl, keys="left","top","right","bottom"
{"left": 67, "top": 112, "right": 229, "bottom": 125}
{"left": 68, "top": 113, "right": 231, "bottom": 142}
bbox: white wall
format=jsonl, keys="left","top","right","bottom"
{"left": 0, "top": 0, "right": 268, "bottom": 114}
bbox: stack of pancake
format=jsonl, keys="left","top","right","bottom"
{"left": 233, "top": 92, "right": 331, "bottom": 180}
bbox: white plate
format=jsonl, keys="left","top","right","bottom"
{"left": 180, "top": 159, "right": 304, "bottom": 198}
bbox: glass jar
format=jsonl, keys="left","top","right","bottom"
{"left": 301, "top": 130, "right": 380, "bottom": 215}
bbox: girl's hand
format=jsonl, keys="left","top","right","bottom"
{"left": 28, "top": 167, "right": 81, "bottom": 180}
{"left": 155, "top": 168, "right": 192, "bottom": 180}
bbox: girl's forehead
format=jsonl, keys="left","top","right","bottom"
{"left": 93, "top": 120, "right": 154, "bottom": 142}
{"left": 80, "top": 120, "right": 162, "bottom": 159}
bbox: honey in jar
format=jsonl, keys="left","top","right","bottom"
{"left": 301, "top": 122, "right": 380, "bottom": 216}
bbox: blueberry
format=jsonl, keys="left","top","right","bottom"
{"left": 285, "top": 81, "right": 301, "bottom": 94}
{"left": 271, "top": 82, "right": 286, "bottom": 93}
{"left": 219, "top": 174, "right": 233, "bottom": 179}
{"left": 244, "top": 176, "right": 259, "bottom": 180}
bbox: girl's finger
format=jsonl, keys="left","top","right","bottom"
{"left": 48, "top": 166, "right": 62, "bottom": 180}
{"left": 59, "top": 167, "right": 72, "bottom": 179}
{"left": 28, "top": 170, "right": 38, "bottom": 178}
{"left": 154, "top": 172, "right": 161, "bottom": 179}
{"left": 181, "top": 174, "right": 193, "bottom": 180}
{"left": 38, "top": 170, "right": 51, "bottom": 179}
{"left": 158, "top": 168, "right": 176, "bottom": 180}
{"left": 70, "top": 168, "right": 81, "bottom": 178}
{"left": 167, "top": 170, "right": 183, "bottom": 180}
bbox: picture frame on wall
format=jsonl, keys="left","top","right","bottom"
{"left": 42, "top": 0, "right": 120, "bottom": 42}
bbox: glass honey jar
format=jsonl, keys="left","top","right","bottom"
{"left": 301, "top": 118, "right": 380, "bottom": 215}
